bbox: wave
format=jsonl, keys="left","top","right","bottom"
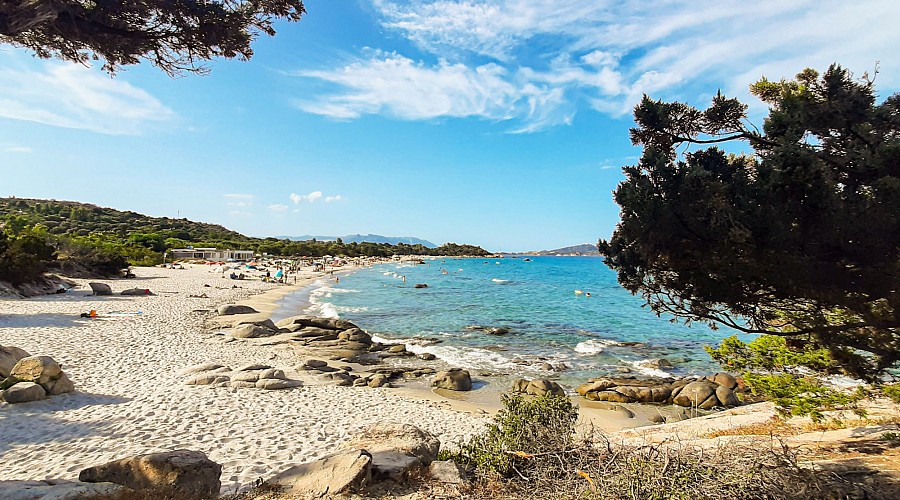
{"left": 574, "top": 339, "right": 622, "bottom": 354}
{"left": 491, "top": 278, "right": 508, "bottom": 283}
{"left": 627, "top": 360, "right": 672, "bottom": 378}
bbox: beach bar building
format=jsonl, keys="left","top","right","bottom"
{"left": 168, "top": 247, "right": 254, "bottom": 261}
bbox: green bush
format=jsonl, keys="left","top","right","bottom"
{"left": 442, "top": 393, "right": 578, "bottom": 476}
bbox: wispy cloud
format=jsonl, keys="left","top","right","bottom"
{"left": 294, "top": 0, "right": 897, "bottom": 131}
{"left": 268, "top": 204, "right": 289, "bottom": 212}
{"left": 290, "top": 191, "right": 342, "bottom": 203}
{"left": 1, "top": 144, "right": 32, "bottom": 153}
{"left": 0, "top": 61, "right": 174, "bottom": 135}
{"left": 224, "top": 193, "right": 255, "bottom": 207}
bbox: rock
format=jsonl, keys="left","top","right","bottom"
{"left": 230, "top": 381, "right": 257, "bottom": 389}
{"left": 418, "top": 353, "right": 436, "bottom": 361}
{"left": 673, "top": 381, "right": 719, "bottom": 409}
{"left": 487, "top": 327, "right": 510, "bottom": 335}
{"left": 237, "top": 363, "right": 271, "bottom": 371}
{"left": 120, "top": 288, "right": 153, "bottom": 296}
{"left": 275, "top": 315, "right": 358, "bottom": 331}
{"left": 387, "top": 345, "right": 407, "bottom": 354}
{"left": 643, "top": 358, "right": 674, "bottom": 369}
{"left": 428, "top": 460, "right": 466, "bottom": 484}
{"left": 79, "top": 450, "right": 221, "bottom": 499}
{"left": 45, "top": 372, "right": 75, "bottom": 395}
{"left": 432, "top": 369, "right": 472, "bottom": 391}
{"left": 575, "top": 378, "right": 617, "bottom": 396}
{"left": 368, "top": 373, "right": 390, "bottom": 388}
{"left": 179, "top": 363, "right": 225, "bottom": 376}
{"left": 343, "top": 423, "right": 440, "bottom": 481}
{"left": 511, "top": 378, "right": 530, "bottom": 393}
{"left": 231, "top": 324, "right": 276, "bottom": 339}
{"left": 88, "top": 282, "right": 112, "bottom": 296}
{"left": 2, "top": 382, "right": 47, "bottom": 403}
{"left": 259, "top": 369, "right": 286, "bottom": 380}
{"left": 217, "top": 304, "right": 258, "bottom": 316}
{"left": 0, "top": 345, "right": 31, "bottom": 378}
{"left": 302, "top": 359, "right": 329, "bottom": 369}
{"left": 515, "top": 378, "right": 566, "bottom": 397}
{"left": 184, "top": 374, "right": 230, "bottom": 386}
{"left": 10, "top": 356, "right": 61, "bottom": 386}
{"left": 648, "top": 413, "right": 666, "bottom": 424}
{"left": 353, "top": 378, "right": 369, "bottom": 387}
{"left": 715, "top": 385, "right": 740, "bottom": 407}
{"left": 265, "top": 449, "right": 371, "bottom": 496}
{"left": 236, "top": 318, "right": 278, "bottom": 331}
{"left": 256, "top": 379, "right": 303, "bottom": 390}
{"left": 0, "top": 479, "right": 129, "bottom": 500}
{"left": 711, "top": 372, "right": 738, "bottom": 390}
{"left": 593, "top": 390, "right": 634, "bottom": 403}
{"left": 414, "top": 283, "right": 428, "bottom": 288}
{"left": 230, "top": 371, "right": 260, "bottom": 383}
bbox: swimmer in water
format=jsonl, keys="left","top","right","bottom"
{"left": 585, "top": 292, "right": 591, "bottom": 297}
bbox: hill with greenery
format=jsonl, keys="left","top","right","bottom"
{"left": 0, "top": 197, "right": 490, "bottom": 286}
{"left": 525, "top": 243, "right": 600, "bottom": 256}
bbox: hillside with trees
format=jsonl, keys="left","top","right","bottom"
{"left": 0, "top": 197, "right": 490, "bottom": 288}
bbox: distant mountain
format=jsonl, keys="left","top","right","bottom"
{"left": 528, "top": 243, "right": 600, "bottom": 256}
{"left": 280, "top": 234, "right": 437, "bottom": 248}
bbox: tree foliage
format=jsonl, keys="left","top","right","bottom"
{"left": 0, "top": 0, "right": 305, "bottom": 75}
{"left": 598, "top": 65, "right": 900, "bottom": 380}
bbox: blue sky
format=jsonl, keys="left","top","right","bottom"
{"left": 1, "top": 0, "right": 897, "bottom": 252}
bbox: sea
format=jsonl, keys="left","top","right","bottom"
{"left": 284, "top": 256, "right": 750, "bottom": 387}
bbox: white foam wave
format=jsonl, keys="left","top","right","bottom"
{"left": 627, "top": 360, "right": 671, "bottom": 378}
{"left": 491, "top": 278, "right": 508, "bottom": 283}
{"left": 370, "top": 336, "right": 516, "bottom": 370}
{"left": 574, "top": 339, "right": 621, "bottom": 354}
{"left": 336, "top": 306, "right": 369, "bottom": 314}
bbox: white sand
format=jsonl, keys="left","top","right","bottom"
{"left": 0, "top": 265, "right": 487, "bottom": 494}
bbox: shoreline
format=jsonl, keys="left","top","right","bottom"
{"left": 251, "top": 264, "right": 698, "bottom": 432}
{"left": 0, "top": 264, "right": 489, "bottom": 494}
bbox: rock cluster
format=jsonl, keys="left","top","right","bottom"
{"left": 182, "top": 363, "right": 303, "bottom": 390}
{"left": 1, "top": 349, "right": 75, "bottom": 404}
{"left": 511, "top": 378, "right": 566, "bottom": 397}
{"left": 266, "top": 423, "right": 454, "bottom": 497}
{"left": 575, "top": 372, "right": 744, "bottom": 409}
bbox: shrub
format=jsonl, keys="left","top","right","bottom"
{"left": 442, "top": 393, "right": 578, "bottom": 476}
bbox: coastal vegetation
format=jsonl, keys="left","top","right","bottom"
{"left": 0, "top": 0, "right": 306, "bottom": 75}
{"left": 0, "top": 197, "right": 489, "bottom": 286}
{"left": 599, "top": 65, "right": 899, "bottom": 386}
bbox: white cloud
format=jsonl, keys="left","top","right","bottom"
{"left": 1, "top": 145, "right": 32, "bottom": 153}
{"left": 224, "top": 193, "right": 254, "bottom": 207}
{"left": 0, "top": 61, "right": 174, "bottom": 135}
{"left": 289, "top": 191, "right": 336, "bottom": 203}
{"left": 324, "top": 195, "right": 343, "bottom": 203}
{"left": 268, "top": 204, "right": 289, "bottom": 212}
{"left": 294, "top": 0, "right": 898, "bottom": 131}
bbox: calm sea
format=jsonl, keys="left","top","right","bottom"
{"left": 295, "top": 256, "right": 747, "bottom": 386}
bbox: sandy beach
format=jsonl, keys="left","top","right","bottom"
{"left": 0, "top": 265, "right": 488, "bottom": 494}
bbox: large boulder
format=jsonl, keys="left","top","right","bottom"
{"left": 511, "top": 378, "right": 566, "bottom": 398}
{"left": 431, "top": 369, "right": 472, "bottom": 391}
{"left": 575, "top": 378, "right": 617, "bottom": 396}
{"left": 672, "top": 381, "right": 720, "bottom": 409}
{"left": 231, "top": 324, "right": 275, "bottom": 339}
{"left": 79, "top": 450, "right": 221, "bottom": 499}
{"left": 10, "top": 356, "right": 62, "bottom": 386}
{"left": 343, "top": 423, "right": 440, "bottom": 481}
{"left": 0, "top": 479, "right": 129, "bottom": 500}
{"left": 265, "top": 449, "right": 372, "bottom": 496}
{"left": 0, "top": 345, "right": 31, "bottom": 378}
{"left": 2, "top": 382, "right": 47, "bottom": 404}
{"left": 217, "top": 304, "right": 258, "bottom": 316}
{"left": 708, "top": 372, "right": 739, "bottom": 390}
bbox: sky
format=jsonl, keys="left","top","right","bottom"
{"left": 1, "top": 0, "right": 897, "bottom": 252}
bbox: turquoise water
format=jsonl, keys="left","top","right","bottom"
{"left": 302, "top": 256, "right": 745, "bottom": 385}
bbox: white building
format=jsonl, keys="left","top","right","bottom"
{"left": 168, "top": 247, "right": 254, "bottom": 261}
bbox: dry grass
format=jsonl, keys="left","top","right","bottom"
{"left": 704, "top": 415, "right": 900, "bottom": 439}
